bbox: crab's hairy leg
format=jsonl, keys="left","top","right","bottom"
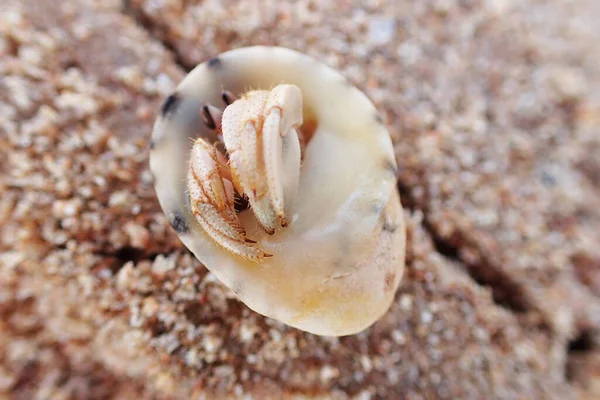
{"left": 213, "top": 144, "right": 234, "bottom": 185}
{"left": 238, "top": 91, "right": 269, "bottom": 199}
{"left": 221, "top": 100, "right": 247, "bottom": 195}
{"left": 222, "top": 178, "right": 236, "bottom": 205}
{"left": 187, "top": 159, "right": 244, "bottom": 240}
{"left": 262, "top": 85, "right": 303, "bottom": 226}
{"left": 248, "top": 191, "right": 278, "bottom": 235}
{"left": 223, "top": 91, "right": 272, "bottom": 200}
{"left": 220, "top": 179, "right": 246, "bottom": 233}
{"left": 192, "top": 204, "right": 270, "bottom": 259}
{"left": 189, "top": 138, "right": 228, "bottom": 209}
{"left": 221, "top": 86, "right": 304, "bottom": 234}
{"left": 266, "top": 85, "right": 303, "bottom": 135}
{"left": 192, "top": 202, "right": 245, "bottom": 242}
{"left": 238, "top": 118, "right": 280, "bottom": 234}
{"left": 262, "top": 109, "right": 286, "bottom": 225}
{"left": 188, "top": 138, "right": 269, "bottom": 259}
{"left": 241, "top": 121, "right": 260, "bottom": 198}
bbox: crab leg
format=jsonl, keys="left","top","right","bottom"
{"left": 262, "top": 85, "right": 303, "bottom": 226}
{"left": 221, "top": 85, "right": 303, "bottom": 234}
{"left": 187, "top": 138, "right": 270, "bottom": 259}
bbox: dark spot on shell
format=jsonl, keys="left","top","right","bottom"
{"left": 383, "top": 220, "right": 398, "bottom": 233}
{"left": 385, "top": 272, "right": 396, "bottom": 292}
{"left": 381, "top": 212, "right": 398, "bottom": 233}
{"left": 149, "top": 140, "right": 156, "bottom": 150}
{"left": 207, "top": 57, "right": 222, "bottom": 69}
{"left": 161, "top": 93, "right": 180, "bottom": 118}
{"left": 169, "top": 211, "right": 189, "bottom": 234}
{"left": 383, "top": 158, "right": 398, "bottom": 178}
{"left": 375, "top": 113, "right": 384, "bottom": 124}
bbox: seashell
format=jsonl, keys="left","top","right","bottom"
{"left": 150, "top": 46, "right": 405, "bottom": 336}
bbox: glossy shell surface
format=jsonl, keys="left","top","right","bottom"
{"left": 150, "top": 46, "right": 405, "bottom": 336}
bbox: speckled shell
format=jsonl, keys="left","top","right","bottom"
{"left": 150, "top": 46, "right": 405, "bottom": 336}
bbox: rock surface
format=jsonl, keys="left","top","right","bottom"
{"left": 1, "top": 0, "right": 599, "bottom": 398}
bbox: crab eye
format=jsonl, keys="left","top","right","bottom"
{"left": 150, "top": 46, "right": 405, "bottom": 336}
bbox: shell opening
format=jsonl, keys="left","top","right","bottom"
{"left": 187, "top": 85, "right": 312, "bottom": 259}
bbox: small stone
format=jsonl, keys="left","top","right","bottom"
{"left": 123, "top": 221, "right": 150, "bottom": 249}
{"left": 320, "top": 365, "right": 339, "bottom": 383}
{"left": 367, "top": 16, "right": 396, "bottom": 46}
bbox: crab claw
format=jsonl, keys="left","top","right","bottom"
{"left": 187, "top": 138, "right": 270, "bottom": 259}
{"left": 222, "top": 85, "right": 303, "bottom": 234}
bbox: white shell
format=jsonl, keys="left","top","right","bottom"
{"left": 150, "top": 46, "right": 405, "bottom": 336}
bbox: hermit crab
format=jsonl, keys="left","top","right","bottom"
{"left": 150, "top": 46, "right": 405, "bottom": 336}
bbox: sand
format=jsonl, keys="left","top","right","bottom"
{"left": 1, "top": 0, "right": 599, "bottom": 398}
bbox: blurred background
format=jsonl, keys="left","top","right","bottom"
{"left": 1, "top": 0, "right": 599, "bottom": 399}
